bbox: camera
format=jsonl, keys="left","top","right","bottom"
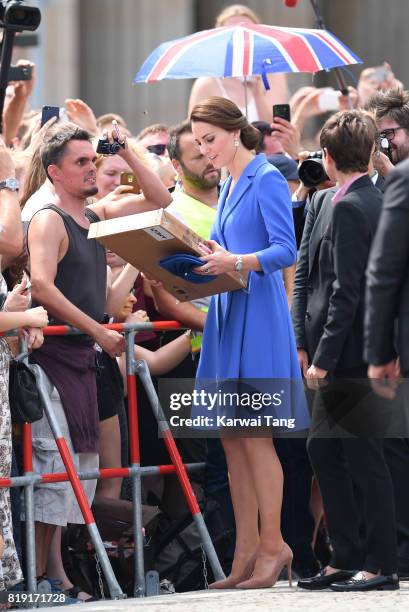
{"left": 96, "top": 137, "right": 124, "bottom": 156}
{"left": 8, "top": 64, "right": 32, "bottom": 81}
{"left": 298, "top": 151, "right": 329, "bottom": 189}
{"left": 0, "top": 1, "right": 41, "bottom": 32}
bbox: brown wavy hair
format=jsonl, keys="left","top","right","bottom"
{"left": 190, "top": 96, "right": 260, "bottom": 151}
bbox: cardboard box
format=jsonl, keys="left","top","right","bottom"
{"left": 88, "top": 208, "right": 248, "bottom": 302}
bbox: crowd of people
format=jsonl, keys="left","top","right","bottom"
{"left": 0, "top": 1, "right": 409, "bottom": 605}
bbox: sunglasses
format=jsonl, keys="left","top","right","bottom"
{"left": 146, "top": 143, "right": 167, "bottom": 155}
{"left": 378, "top": 127, "right": 406, "bottom": 141}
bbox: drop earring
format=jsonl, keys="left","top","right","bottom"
{"left": 234, "top": 138, "right": 239, "bottom": 147}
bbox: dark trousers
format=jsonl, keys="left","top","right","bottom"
{"left": 384, "top": 438, "right": 409, "bottom": 572}
{"left": 275, "top": 438, "right": 318, "bottom": 572}
{"left": 307, "top": 367, "right": 398, "bottom": 575}
{"left": 308, "top": 435, "right": 397, "bottom": 574}
{"left": 205, "top": 438, "right": 235, "bottom": 569}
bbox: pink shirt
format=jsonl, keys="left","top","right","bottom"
{"left": 332, "top": 173, "right": 367, "bottom": 205}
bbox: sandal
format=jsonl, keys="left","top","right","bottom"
{"left": 64, "top": 586, "right": 99, "bottom": 602}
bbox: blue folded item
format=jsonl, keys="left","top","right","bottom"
{"left": 159, "top": 254, "right": 217, "bottom": 284}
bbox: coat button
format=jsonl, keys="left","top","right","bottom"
{"left": 305, "top": 311, "right": 311, "bottom": 321}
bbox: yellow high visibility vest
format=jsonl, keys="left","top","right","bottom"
{"left": 168, "top": 190, "right": 217, "bottom": 352}
{"left": 168, "top": 190, "right": 216, "bottom": 240}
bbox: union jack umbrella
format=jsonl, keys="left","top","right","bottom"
{"left": 133, "top": 23, "right": 361, "bottom": 84}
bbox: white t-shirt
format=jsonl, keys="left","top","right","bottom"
{"left": 21, "top": 181, "right": 56, "bottom": 223}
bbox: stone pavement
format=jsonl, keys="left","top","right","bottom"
{"left": 48, "top": 580, "right": 409, "bottom": 612}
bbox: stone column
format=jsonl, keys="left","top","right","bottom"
{"left": 78, "top": 0, "right": 194, "bottom": 133}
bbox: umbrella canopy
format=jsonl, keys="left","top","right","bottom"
{"left": 134, "top": 23, "right": 362, "bottom": 83}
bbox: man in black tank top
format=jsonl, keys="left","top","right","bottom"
{"left": 27, "top": 123, "right": 172, "bottom": 589}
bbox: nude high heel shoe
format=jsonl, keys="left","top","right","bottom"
{"left": 236, "top": 543, "right": 293, "bottom": 589}
{"left": 208, "top": 552, "right": 258, "bottom": 589}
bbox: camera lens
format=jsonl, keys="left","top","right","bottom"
{"left": 298, "top": 157, "right": 329, "bottom": 188}
{"left": 3, "top": 5, "right": 41, "bottom": 31}
{"left": 110, "top": 142, "right": 122, "bottom": 155}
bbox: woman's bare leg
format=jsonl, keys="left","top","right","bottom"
{"left": 237, "top": 437, "right": 290, "bottom": 588}
{"left": 96, "top": 415, "right": 122, "bottom": 499}
{"left": 46, "top": 527, "right": 92, "bottom": 600}
{"left": 209, "top": 437, "right": 259, "bottom": 588}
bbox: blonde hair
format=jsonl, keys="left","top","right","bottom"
{"left": 19, "top": 146, "right": 47, "bottom": 209}
{"left": 215, "top": 4, "right": 260, "bottom": 27}
{"left": 96, "top": 113, "right": 128, "bottom": 132}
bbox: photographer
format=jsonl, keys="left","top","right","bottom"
{"left": 366, "top": 88, "right": 409, "bottom": 177}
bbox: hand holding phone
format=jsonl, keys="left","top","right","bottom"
{"left": 120, "top": 172, "right": 140, "bottom": 194}
{"left": 8, "top": 65, "right": 32, "bottom": 82}
{"left": 317, "top": 88, "right": 341, "bottom": 112}
{"left": 41, "top": 106, "right": 69, "bottom": 128}
{"left": 273, "top": 104, "right": 291, "bottom": 123}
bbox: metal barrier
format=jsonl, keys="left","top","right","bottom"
{"left": 0, "top": 321, "right": 225, "bottom": 603}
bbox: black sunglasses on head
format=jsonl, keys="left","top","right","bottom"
{"left": 146, "top": 144, "right": 167, "bottom": 155}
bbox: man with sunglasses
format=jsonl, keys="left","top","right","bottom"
{"left": 366, "top": 89, "right": 409, "bottom": 176}
{"left": 137, "top": 123, "right": 169, "bottom": 158}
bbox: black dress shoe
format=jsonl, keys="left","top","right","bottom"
{"left": 398, "top": 568, "right": 409, "bottom": 580}
{"left": 330, "top": 571, "right": 399, "bottom": 591}
{"left": 297, "top": 569, "right": 356, "bottom": 590}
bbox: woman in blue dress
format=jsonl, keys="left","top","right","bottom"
{"left": 190, "top": 97, "right": 306, "bottom": 589}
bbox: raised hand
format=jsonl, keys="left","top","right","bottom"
{"left": 65, "top": 98, "right": 98, "bottom": 135}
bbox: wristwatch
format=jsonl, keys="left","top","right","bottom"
{"left": 0, "top": 178, "right": 19, "bottom": 192}
{"left": 234, "top": 255, "right": 244, "bottom": 272}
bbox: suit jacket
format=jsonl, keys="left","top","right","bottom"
{"left": 292, "top": 175, "right": 382, "bottom": 373}
{"left": 365, "top": 158, "right": 409, "bottom": 375}
{"left": 291, "top": 187, "right": 335, "bottom": 351}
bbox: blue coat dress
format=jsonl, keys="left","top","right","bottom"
{"left": 198, "top": 154, "right": 301, "bottom": 379}
{"left": 196, "top": 155, "right": 309, "bottom": 429}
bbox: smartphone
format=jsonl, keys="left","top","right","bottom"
{"left": 379, "top": 136, "right": 393, "bottom": 162}
{"left": 41, "top": 106, "right": 69, "bottom": 127}
{"left": 273, "top": 104, "right": 291, "bottom": 122}
{"left": 8, "top": 65, "right": 32, "bottom": 82}
{"left": 41, "top": 105, "right": 59, "bottom": 127}
{"left": 317, "top": 88, "right": 341, "bottom": 112}
{"left": 120, "top": 172, "right": 140, "bottom": 194}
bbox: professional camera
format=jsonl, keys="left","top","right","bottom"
{"left": 0, "top": 1, "right": 41, "bottom": 32}
{"left": 298, "top": 151, "right": 329, "bottom": 189}
{"left": 96, "top": 136, "right": 125, "bottom": 156}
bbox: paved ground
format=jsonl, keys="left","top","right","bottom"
{"left": 47, "top": 580, "right": 409, "bottom": 611}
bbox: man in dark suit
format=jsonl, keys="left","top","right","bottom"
{"left": 292, "top": 110, "right": 398, "bottom": 591}
{"left": 365, "top": 89, "right": 409, "bottom": 579}
{"left": 365, "top": 157, "right": 409, "bottom": 578}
